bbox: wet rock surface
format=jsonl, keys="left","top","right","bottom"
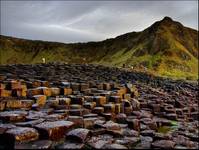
{"left": 0, "top": 63, "right": 198, "bottom": 149}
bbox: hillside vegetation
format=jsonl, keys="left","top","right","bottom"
{"left": 0, "top": 17, "right": 198, "bottom": 80}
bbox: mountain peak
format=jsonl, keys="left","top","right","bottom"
{"left": 147, "top": 16, "right": 183, "bottom": 33}
{"left": 162, "top": 16, "right": 173, "bottom": 22}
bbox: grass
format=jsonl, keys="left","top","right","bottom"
{"left": 1, "top": 20, "right": 198, "bottom": 81}
{"left": 158, "top": 126, "right": 172, "bottom": 134}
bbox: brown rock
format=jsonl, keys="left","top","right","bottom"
{"left": 34, "top": 120, "right": 74, "bottom": 140}
{"left": 62, "top": 88, "right": 73, "bottom": 95}
{"left": 70, "top": 96, "right": 84, "bottom": 105}
{"left": 83, "top": 102, "right": 96, "bottom": 110}
{"left": 127, "top": 118, "right": 140, "bottom": 131}
{"left": 93, "top": 96, "right": 107, "bottom": 106}
{"left": 0, "top": 89, "right": 12, "bottom": 97}
{"left": 0, "top": 101, "right": 6, "bottom": 111}
{"left": 50, "top": 87, "right": 60, "bottom": 96}
{"left": 69, "top": 109, "right": 83, "bottom": 116}
{"left": 58, "top": 98, "right": 71, "bottom": 106}
{"left": 21, "top": 100, "right": 34, "bottom": 109}
{"left": 68, "top": 116, "right": 84, "bottom": 128}
{"left": 92, "top": 107, "right": 104, "bottom": 114}
{"left": 83, "top": 117, "right": 98, "bottom": 129}
{"left": 33, "top": 95, "right": 47, "bottom": 106}
{"left": 6, "top": 100, "right": 22, "bottom": 109}
{"left": 15, "top": 119, "right": 45, "bottom": 127}
{"left": 109, "top": 96, "right": 121, "bottom": 103}
{"left": 0, "top": 111, "right": 27, "bottom": 122}
{"left": 44, "top": 114, "right": 65, "bottom": 121}
{"left": 104, "top": 103, "right": 115, "bottom": 113}
{"left": 131, "top": 98, "right": 140, "bottom": 111}
{"left": 3, "top": 127, "right": 39, "bottom": 148}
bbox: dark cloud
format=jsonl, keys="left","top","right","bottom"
{"left": 0, "top": 1, "right": 198, "bottom": 43}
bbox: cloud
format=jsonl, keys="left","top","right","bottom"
{"left": 0, "top": 1, "right": 198, "bottom": 43}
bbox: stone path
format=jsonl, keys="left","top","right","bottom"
{"left": 0, "top": 63, "right": 198, "bottom": 149}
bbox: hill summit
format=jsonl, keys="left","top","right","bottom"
{"left": 0, "top": 16, "right": 198, "bottom": 79}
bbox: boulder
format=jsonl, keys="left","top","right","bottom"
{"left": 115, "top": 103, "right": 121, "bottom": 114}
{"left": 83, "top": 102, "right": 96, "bottom": 110}
{"left": 152, "top": 140, "right": 176, "bottom": 149}
{"left": 103, "top": 103, "right": 115, "bottom": 113}
{"left": 21, "top": 100, "right": 34, "bottom": 109}
{"left": 44, "top": 114, "right": 65, "bottom": 121}
{"left": 93, "top": 96, "right": 107, "bottom": 106}
{"left": 0, "top": 89, "right": 12, "bottom": 97}
{"left": 56, "top": 142, "right": 84, "bottom": 149}
{"left": 102, "top": 143, "right": 128, "bottom": 149}
{"left": 58, "top": 98, "right": 71, "bottom": 106}
{"left": 0, "top": 111, "right": 27, "bottom": 122}
{"left": 70, "top": 96, "right": 84, "bottom": 105}
{"left": 131, "top": 98, "right": 140, "bottom": 110}
{"left": 0, "top": 124, "right": 16, "bottom": 134}
{"left": 15, "top": 119, "right": 45, "bottom": 127}
{"left": 34, "top": 120, "right": 74, "bottom": 140}
{"left": 109, "top": 96, "right": 121, "bottom": 103}
{"left": 115, "top": 113, "right": 127, "bottom": 124}
{"left": 62, "top": 88, "right": 72, "bottom": 95}
{"left": 0, "top": 101, "right": 6, "bottom": 111}
{"left": 141, "top": 118, "right": 157, "bottom": 130}
{"left": 126, "top": 118, "right": 140, "bottom": 131}
{"left": 33, "top": 95, "right": 46, "bottom": 106}
{"left": 103, "top": 120, "right": 121, "bottom": 131}
{"left": 26, "top": 111, "right": 47, "bottom": 120}
{"left": 15, "top": 140, "right": 52, "bottom": 149}
{"left": 69, "top": 109, "right": 83, "bottom": 116}
{"left": 88, "top": 136, "right": 109, "bottom": 149}
{"left": 83, "top": 117, "right": 98, "bottom": 129}
{"left": 66, "top": 128, "right": 90, "bottom": 143}
{"left": 6, "top": 100, "right": 22, "bottom": 109}
{"left": 68, "top": 116, "right": 84, "bottom": 128}
{"left": 71, "top": 83, "right": 80, "bottom": 91}
{"left": 80, "top": 83, "right": 89, "bottom": 91}
{"left": 92, "top": 107, "right": 104, "bottom": 114}
{"left": 3, "top": 127, "right": 39, "bottom": 148}
{"left": 50, "top": 88, "right": 60, "bottom": 96}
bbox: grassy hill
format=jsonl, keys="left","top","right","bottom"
{"left": 0, "top": 17, "right": 198, "bottom": 80}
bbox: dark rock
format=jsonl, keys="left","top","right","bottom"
{"left": 87, "top": 136, "right": 109, "bottom": 149}
{"left": 103, "top": 121, "right": 121, "bottom": 130}
{"left": 15, "top": 140, "right": 52, "bottom": 149}
{"left": 15, "top": 119, "right": 45, "bottom": 127}
{"left": 56, "top": 142, "right": 85, "bottom": 149}
{"left": 152, "top": 140, "right": 175, "bottom": 149}
{"left": 103, "top": 143, "right": 128, "bottom": 149}
{"left": 66, "top": 128, "right": 90, "bottom": 143}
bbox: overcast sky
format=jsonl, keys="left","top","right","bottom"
{"left": 1, "top": 0, "right": 198, "bottom": 43}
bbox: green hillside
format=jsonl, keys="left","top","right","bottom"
{"left": 0, "top": 17, "right": 198, "bottom": 80}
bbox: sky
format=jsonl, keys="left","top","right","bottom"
{"left": 0, "top": 0, "right": 198, "bottom": 43}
